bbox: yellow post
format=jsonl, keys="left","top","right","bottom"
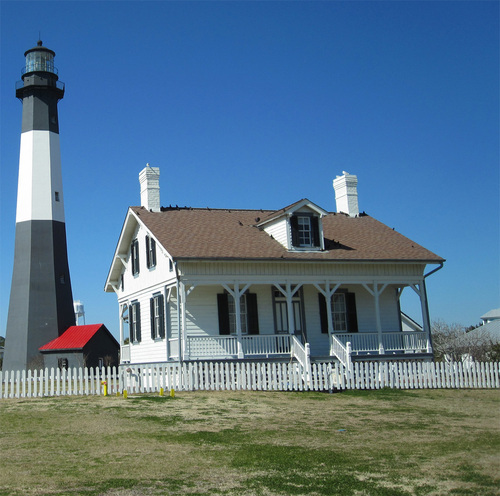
{"left": 101, "top": 381, "right": 108, "bottom": 396}
{"left": 170, "top": 388, "right": 175, "bottom": 398}
{"left": 123, "top": 390, "right": 128, "bottom": 399}
{"left": 159, "top": 387, "right": 164, "bottom": 396}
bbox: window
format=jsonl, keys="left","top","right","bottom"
{"left": 146, "top": 235, "right": 156, "bottom": 269}
{"left": 55, "top": 191, "right": 60, "bottom": 202}
{"left": 298, "top": 216, "right": 311, "bottom": 246}
{"left": 58, "top": 358, "right": 68, "bottom": 370}
{"left": 228, "top": 294, "right": 247, "bottom": 334}
{"left": 150, "top": 293, "right": 165, "bottom": 340}
{"left": 131, "top": 239, "right": 140, "bottom": 275}
{"left": 217, "top": 293, "right": 259, "bottom": 335}
{"left": 129, "top": 301, "right": 141, "bottom": 342}
{"left": 332, "top": 293, "right": 348, "bottom": 331}
{"left": 290, "top": 214, "right": 320, "bottom": 248}
{"left": 318, "top": 291, "right": 358, "bottom": 333}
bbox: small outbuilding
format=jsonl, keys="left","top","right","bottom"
{"left": 40, "top": 324, "right": 119, "bottom": 370}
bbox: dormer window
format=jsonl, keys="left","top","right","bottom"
{"left": 291, "top": 214, "right": 320, "bottom": 249}
{"left": 257, "top": 199, "right": 327, "bottom": 251}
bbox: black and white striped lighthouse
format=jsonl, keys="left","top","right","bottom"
{"left": 4, "top": 41, "right": 75, "bottom": 371}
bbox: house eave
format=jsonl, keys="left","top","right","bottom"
{"left": 173, "top": 256, "right": 445, "bottom": 265}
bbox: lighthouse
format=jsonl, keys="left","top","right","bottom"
{"left": 3, "top": 41, "right": 75, "bottom": 371}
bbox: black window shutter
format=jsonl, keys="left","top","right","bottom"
{"left": 150, "top": 297, "right": 155, "bottom": 339}
{"left": 136, "top": 303, "right": 142, "bottom": 342}
{"left": 217, "top": 293, "right": 230, "bottom": 335}
{"left": 131, "top": 243, "right": 135, "bottom": 274}
{"left": 318, "top": 293, "right": 328, "bottom": 333}
{"left": 290, "top": 215, "right": 299, "bottom": 247}
{"left": 159, "top": 294, "right": 165, "bottom": 338}
{"left": 132, "top": 240, "right": 140, "bottom": 274}
{"left": 146, "top": 237, "right": 150, "bottom": 269}
{"left": 129, "top": 304, "right": 133, "bottom": 342}
{"left": 346, "top": 293, "right": 358, "bottom": 333}
{"left": 151, "top": 238, "right": 156, "bottom": 267}
{"left": 246, "top": 293, "right": 259, "bottom": 335}
{"left": 311, "top": 217, "right": 320, "bottom": 247}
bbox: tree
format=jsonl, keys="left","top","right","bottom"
{"left": 432, "top": 320, "right": 498, "bottom": 362}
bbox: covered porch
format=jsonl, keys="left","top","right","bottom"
{"left": 119, "top": 274, "right": 435, "bottom": 369}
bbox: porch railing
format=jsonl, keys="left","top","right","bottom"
{"left": 332, "top": 331, "right": 429, "bottom": 355}
{"left": 186, "top": 335, "right": 239, "bottom": 359}
{"left": 242, "top": 334, "right": 291, "bottom": 356}
{"left": 185, "top": 334, "right": 294, "bottom": 359}
{"left": 121, "top": 345, "right": 130, "bottom": 362}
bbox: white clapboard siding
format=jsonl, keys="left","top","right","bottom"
{"left": 1, "top": 361, "right": 499, "bottom": 399}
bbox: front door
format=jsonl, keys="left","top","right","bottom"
{"left": 273, "top": 289, "right": 306, "bottom": 342}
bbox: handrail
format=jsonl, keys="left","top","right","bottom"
{"left": 330, "top": 334, "right": 352, "bottom": 369}
{"left": 291, "top": 336, "right": 312, "bottom": 383}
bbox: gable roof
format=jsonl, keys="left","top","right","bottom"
{"left": 130, "top": 205, "right": 444, "bottom": 263}
{"left": 39, "top": 324, "right": 114, "bottom": 351}
{"left": 105, "top": 202, "right": 445, "bottom": 292}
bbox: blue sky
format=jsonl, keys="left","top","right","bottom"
{"left": 1, "top": 1, "right": 498, "bottom": 339}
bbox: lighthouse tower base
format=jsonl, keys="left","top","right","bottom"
{"left": 4, "top": 220, "right": 75, "bottom": 371}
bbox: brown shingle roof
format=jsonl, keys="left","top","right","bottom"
{"left": 131, "top": 206, "right": 444, "bottom": 263}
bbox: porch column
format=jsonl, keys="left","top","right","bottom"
{"left": 411, "top": 282, "right": 432, "bottom": 353}
{"left": 175, "top": 281, "right": 182, "bottom": 363}
{"left": 222, "top": 283, "right": 251, "bottom": 359}
{"left": 119, "top": 303, "right": 125, "bottom": 346}
{"left": 233, "top": 284, "right": 244, "bottom": 359}
{"left": 313, "top": 282, "right": 341, "bottom": 334}
{"left": 179, "top": 282, "right": 187, "bottom": 361}
{"left": 286, "top": 284, "right": 295, "bottom": 336}
{"left": 363, "top": 283, "right": 387, "bottom": 354}
{"left": 164, "top": 286, "right": 170, "bottom": 361}
{"left": 274, "top": 283, "right": 302, "bottom": 337}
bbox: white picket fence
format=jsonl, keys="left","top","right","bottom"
{"left": 1, "top": 360, "right": 499, "bottom": 399}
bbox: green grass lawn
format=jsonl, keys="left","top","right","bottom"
{"left": 0, "top": 388, "right": 498, "bottom": 495}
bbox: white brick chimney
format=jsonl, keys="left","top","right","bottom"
{"left": 333, "top": 171, "right": 359, "bottom": 217}
{"left": 139, "top": 164, "right": 160, "bottom": 212}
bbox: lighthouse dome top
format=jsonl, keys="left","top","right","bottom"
{"left": 22, "top": 40, "right": 58, "bottom": 76}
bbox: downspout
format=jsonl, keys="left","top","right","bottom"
{"left": 423, "top": 262, "right": 444, "bottom": 355}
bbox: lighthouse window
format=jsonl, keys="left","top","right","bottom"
{"left": 55, "top": 192, "right": 60, "bottom": 202}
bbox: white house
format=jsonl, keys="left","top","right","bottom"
{"left": 105, "top": 167, "right": 444, "bottom": 369}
